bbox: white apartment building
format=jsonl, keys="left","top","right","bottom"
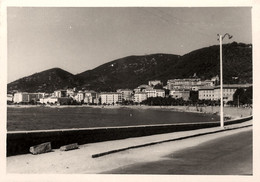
{"left": 100, "top": 92, "right": 122, "bottom": 105}
{"left": 134, "top": 85, "right": 153, "bottom": 93}
{"left": 84, "top": 91, "right": 98, "bottom": 104}
{"left": 134, "top": 92, "right": 147, "bottom": 103}
{"left": 66, "top": 89, "right": 75, "bottom": 97}
{"left": 167, "top": 78, "right": 216, "bottom": 91}
{"left": 13, "top": 92, "right": 45, "bottom": 103}
{"left": 169, "top": 90, "right": 190, "bottom": 101}
{"left": 148, "top": 80, "right": 162, "bottom": 87}
{"left": 198, "top": 84, "right": 252, "bottom": 102}
{"left": 75, "top": 91, "right": 85, "bottom": 102}
{"left": 117, "top": 89, "right": 133, "bottom": 101}
{"left": 198, "top": 87, "right": 215, "bottom": 101}
{"left": 39, "top": 97, "right": 58, "bottom": 104}
{"left": 54, "top": 90, "right": 67, "bottom": 98}
{"left": 145, "top": 89, "right": 165, "bottom": 98}
{"left": 7, "top": 94, "right": 13, "bottom": 102}
{"left": 13, "top": 92, "right": 29, "bottom": 103}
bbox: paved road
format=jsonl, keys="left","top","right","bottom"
{"left": 103, "top": 129, "right": 252, "bottom": 175}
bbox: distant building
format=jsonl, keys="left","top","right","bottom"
{"left": 145, "top": 89, "right": 165, "bottom": 98}
{"left": 13, "top": 92, "right": 29, "bottom": 103}
{"left": 134, "top": 92, "right": 147, "bottom": 103}
{"left": 198, "top": 86, "right": 215, "bottom": 101}
{"left": 134, "top": 85, "right": 153, "bottom": 93}
{"left": 211, "top": 75, "right": 220, "bottom": 85}
{"left": 167, "top": 77, "right": 216, "bottom": 91}
{"left": 148, "top": 80, "right": 162, "bottom": 87}
{"left": 54, "top": 90, "right": 67, "bottom": 98}
{"left": 75, "top": 91, "right": 85, "bottom": 103}
{"left": 66, "top": 88, "right": 75, "bottom": 97}
{"left": 39, "top": 97, "right": 58, "bottom": 104}
{"left": 7, "top": 94, "right": 13, "bottom": 102}
{"left": 198, "top": 84, "right": 252, "bottom": 103}
{"left": 117, "top": 89, "right": 133, "bottom": 101}
{"left": 169, "top": 90, "right": 190, "bottom": 101}
{"left": 100, "top": 92, "right": 122, "bottom": 105}
{"left": 84, "top": 90, "right": 98, "bottom": 104}
{"left": 13, "top": 92, "right": 44, "bottom": 103}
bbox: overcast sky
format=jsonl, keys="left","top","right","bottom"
{"left": 7, "top": 7, "right": 252, "bottom": 83}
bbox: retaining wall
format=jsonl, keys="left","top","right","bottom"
{"left": 7, "top": 116, "right": 252, "bottom": 156}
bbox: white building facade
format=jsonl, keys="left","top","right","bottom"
{"left": 169, "top": 90, "right": 190, "bottom": 101}
{"left": 100, "top": 92, "right": 122, "bottom": 105}
{"left": 145, "top": 89, "right": 165, "bottom": 98}
{"left": 198, "top": 84, "right": 252, "bottom": 103}
{"left": 75, "top": 91, "right": 85, "bottom": 102}
{"left": 134, "top": 92, "right": 147, "bottom": 103}
{"left": 116, "top": 89, "right": 133, "bottom": 101}
{"left": 39, "top": 97, "right": 58, "bottom": 104}
{"left": 13, "top": 92, "right": 45, "bottom": 103}
{"left": 198, "top": 87, "right": 215, "bottom": 100}
{"left": 84, "top": 91, "right": 98, "bottom": 104}
{"left": 148, "top": 80, "right": 162, "bottom": 87}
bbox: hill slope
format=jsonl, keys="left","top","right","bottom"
{"left": 77, "top": 54, "right": 180, "bottom": 91}
{"left": 77, "top": 42, "right": 252, "bottom": 91}
{"left": 8, "top": 68, "right": 81, "bottom": 93}
{"left": 8, "top": 42, "right": 252, "bottom": 92}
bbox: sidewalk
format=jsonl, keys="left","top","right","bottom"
{"left": 7, "top": 120, "right": 252, "bottom": 174}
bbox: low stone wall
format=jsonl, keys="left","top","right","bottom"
{"left": 7, "top": 116, "right": 252, "bottom": 156}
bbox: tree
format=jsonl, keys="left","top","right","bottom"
{"left": 233, "top": 86, "right": 252, "bottom": 106}
{"left": 189, "top": 91, "right": 198, "bottom": 104}
{"left": 154, "top": 84, "right": 163, "bottom": 89}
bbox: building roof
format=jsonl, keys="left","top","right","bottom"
{"left": 199, "top": 84, "right": 252, "bottom": 90}
{"left": 214, "top": 84, "right": 252, "bottom": 89}
{"left": 100, "top": 92, "right": 122, "bottom": 95}
{"left": 116, "top": 89, "right": 133, "bottom": 92}
{"left": 198, "top": 86, "right": 215, "bottom": 90}
{"left": 134, "top": 92, "right": 147, "bottom": 95}
{"left": 137, "top": 84, "right": 153, "bottom": 89}
{"left": 170, "top": 90, "right": 190, "bottom": 93}
{"left": 167, "top": 78, "right": 201, "bottom": 82}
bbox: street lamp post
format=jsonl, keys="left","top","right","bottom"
{"left": 217, "top": 33, "right": 232, "bottom": 128}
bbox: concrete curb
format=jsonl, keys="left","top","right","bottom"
{"left": 92, "top": 124, "right": 252, "bottom": 158}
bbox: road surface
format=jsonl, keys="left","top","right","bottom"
{"left": 103, "top": 129, "right": 252, "bottom": 175}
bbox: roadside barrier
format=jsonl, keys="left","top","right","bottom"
{"left": 7, "top": 115, "right": 252, "bottom": 156}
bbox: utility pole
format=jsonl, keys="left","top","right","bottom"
{"left": 217, "top": 33, "right": 233, "bottom": 128}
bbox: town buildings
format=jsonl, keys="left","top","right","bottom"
{"left": 8, "top": 77, "right": 251, "bottom": 106}
{"left": 54, "top": 90, "right": 67, "bottom": 98}
{"left": 7, "top": 94, "right": 13, "bottom": 102}
{"left": 39, "top": 97, "right": 58, "bottom": 104}
{"left": 134, "top": 84, "right": 153, "bottom": 93}
{"left": 75, "top": 91, "right": 85, "bottom": 103}
{"left": 84, "top": 90, "right": 98, "bottom": 104}
{"left": 169, "top": 90, "right": 190, "bottom": 101}
{"left": 166, "top": 77, "right": 218, "bottom": 91}
{"left": 100, "top": 92, "right": 122, "bottom": 105}
{"left": 13, "top": 92, "right": 45, "bottom": 103}
{"left": 198, "top": 84, "right": 252, "bottom": 103}
{"left": 145, "top": 89, "right": 165, "bottom": 98}
{"left": 134, "top": 92, "right": 147, "bottom": 103}
{"left": 148, "top": 80, "right": 162, "bottom": 87}
{"left": 116, "top": 89, "right": 133, "bottom": 101}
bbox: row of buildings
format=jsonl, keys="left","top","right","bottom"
{"left": 8, "top": 76, "right": 252, "bottom": 105}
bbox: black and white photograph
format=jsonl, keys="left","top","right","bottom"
{"left": 1, "top": 0, "right": 259, "bottom": 181}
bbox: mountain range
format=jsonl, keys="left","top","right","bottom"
{"left": 8, "top": 42, "right": 252, "bottom": 93}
